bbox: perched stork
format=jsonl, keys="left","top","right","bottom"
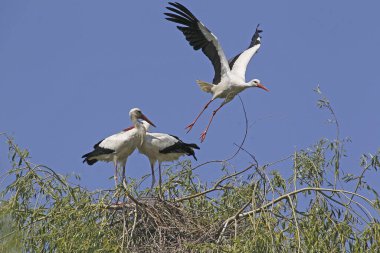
{"left": 82, "top": 108, "right": 156, "bottom": 186}
{"left": 138, "top": 121, "right": 200, "bottom": 195}
{"left": 165, "top": 2, "right": 269, "bottom": 142}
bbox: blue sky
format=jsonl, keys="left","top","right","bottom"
{"left": 1, "top": 1, "right": 379, "bottom": 191}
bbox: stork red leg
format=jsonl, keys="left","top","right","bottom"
{"left": 121, "top": 164, "right": 126, "bottom": 186}
{"left": 185, "top": 99, "right": 214, "bottom": 133}
{"left": 200, "top": 102, "right": 226, "bottom": 142}
{"left": 150, "top": 162, "right": 156, "bottom": 191}
{"left": 158, "top": 163, "right": 163, "bottom": 199}
{"left": 114, "top": 164, "right": 118, "bottom": 187}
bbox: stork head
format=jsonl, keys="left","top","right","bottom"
{"left": 129, "top": 108, "right": 156, "bottom": 127}
{"left": 249, "top": 79, "right": 269, "bottom": 92}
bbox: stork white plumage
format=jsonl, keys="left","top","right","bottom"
{"left": 82, "top": 108, "right": 156, "bottom": 186}
{"left": 165, "top": 2, "right": 269, "bottom": 142}
{"left": 138, "top": 121, "right": 200, "bottom": 195}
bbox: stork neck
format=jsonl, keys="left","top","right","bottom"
{"left": 132, "top": 118, "right": 146, "bottom": 146}
{"left": 246, "top": 80, "right": 255, "bottom": 87}
{"left": 132, "top": 118, "right": 144, "bottom": 130}
{"left": 141, "top": 121, "right": 151, "bottom": 131}
{"left": 130, "top": 115, "right": 139, "bottom": 126}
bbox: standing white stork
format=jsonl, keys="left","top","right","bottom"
{"left": 165, "top": 2, "right": 269, "bottom": 142}
{"left": 82, "top": 108, "right": 156, "bottom": 186}
{"left": 138, "top": 121, "right": 200, "bottom": 195}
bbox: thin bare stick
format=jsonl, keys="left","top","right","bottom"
{"left": 174, "top": 164, "right": 255, "bottom": 202}
{"left": 121, "top": 203, "right": 127, "bottom": 250}
{"left": 127, "top": 206, "right": 138, "bottom": 248}
{"left": 288, "top": 196, "right": 301, "bottom": 252}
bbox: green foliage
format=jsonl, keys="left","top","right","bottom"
{"left": 0, "top": 89, "right": 379, "bottom": 252}
{"left": 1, "top": 138, "right": 122, "bottom": 252}
{"left": 1, "top": 136, "right": 379, "bottom": 252}
{"left": 0, "top": 212, "right": 21, "bottom": 252}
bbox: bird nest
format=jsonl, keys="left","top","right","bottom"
{"left": 106, "top": 196, "right": 222, "bottom": 252}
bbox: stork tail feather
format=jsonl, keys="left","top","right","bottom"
{"left": 196, "top": 80, "right": 213, "bottom": 93}
{"left": 187, "top": 143, "right": 200, "bottom": 150}
{"left": 83, "top": 158, "right": 98, "bottom": 165}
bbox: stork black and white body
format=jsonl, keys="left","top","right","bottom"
{"left": 138, "top": 121, "right": 200, "bottom": 195}
{"left": 82, "top": 108, "right": 156, "bottom": 186}
{"left": 165, "top": 2, "right": 269, "bottom": 142}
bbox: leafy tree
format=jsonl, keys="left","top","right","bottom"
{"left": 0, "top": 212, "right": 21, "bottom": 252}
{"left": 0, "top": 90, "right": 379, "bottom": 252}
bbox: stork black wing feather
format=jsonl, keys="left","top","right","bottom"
{"left": 165, "top": 14, "right": 192, "bottom": 26}
{"left": 229, "top": 25, "right": 262, "bottom": 69}
{"left": 166, "top": 6, "right": 194, "bottom": 21}
{"left": 165, "top": 2, "right": 225, "bottom": 84}
{"left": 82, "top": 140, "right": 114, "bottom": 165}
{"left": 169, "top": 2, "right": 197, "bottom": 20}
{"left": 159, "top": 140, "right": 199, "bottom": 161}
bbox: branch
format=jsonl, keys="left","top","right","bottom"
{"left": 217, "top": 187, "right": 376, "bottom": 243}
{"left": 174, "top": 164, "right": 255, "bottom": 202}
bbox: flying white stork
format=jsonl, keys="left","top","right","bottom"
{"left": 165, "top": 2, "right": 269, "bottom": 142}
{"left": 82, "top": 108, "right": 156, "bottom": 186}
{"left": 138, "top": 121, "right": 200, "bottom": 196}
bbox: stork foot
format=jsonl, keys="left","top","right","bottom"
{"left": 185, "top": 122, "right": 195, "bottom": 133}
{"left": 200, "top": 131, "right": 207, "bottom": 143}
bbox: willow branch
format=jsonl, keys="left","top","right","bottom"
{"left": 174, "top": 164, "right": 255, "bottom": 202}
{"left": 218, "top": 187, "right": 376, "bottom": 243}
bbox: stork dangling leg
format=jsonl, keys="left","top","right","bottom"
{"left": 200, "top": 102, "right": 226, "bottom": 142}
{"left": 185, "top": 99, "right": 215, "bottom": 133}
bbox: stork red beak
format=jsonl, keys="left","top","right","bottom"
{"left": 257, "top": 83, "right": 269, "bottom": 92}
{"left": 141, "top": 114, "right": 156, "bottom": 127}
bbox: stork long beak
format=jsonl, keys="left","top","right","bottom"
{"left": 257, "top": 83, "right": 269, "bottom": 92}
{"left": 141, "top": 114, "right": 156, "bottom": 127}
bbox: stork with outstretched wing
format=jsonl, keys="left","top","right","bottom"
{"left": 165, "top": 2, "right": 269, "bottom": 142}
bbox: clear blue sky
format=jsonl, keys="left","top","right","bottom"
{"left": 1, "top": 1, "right": 379, "bottom": 191}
